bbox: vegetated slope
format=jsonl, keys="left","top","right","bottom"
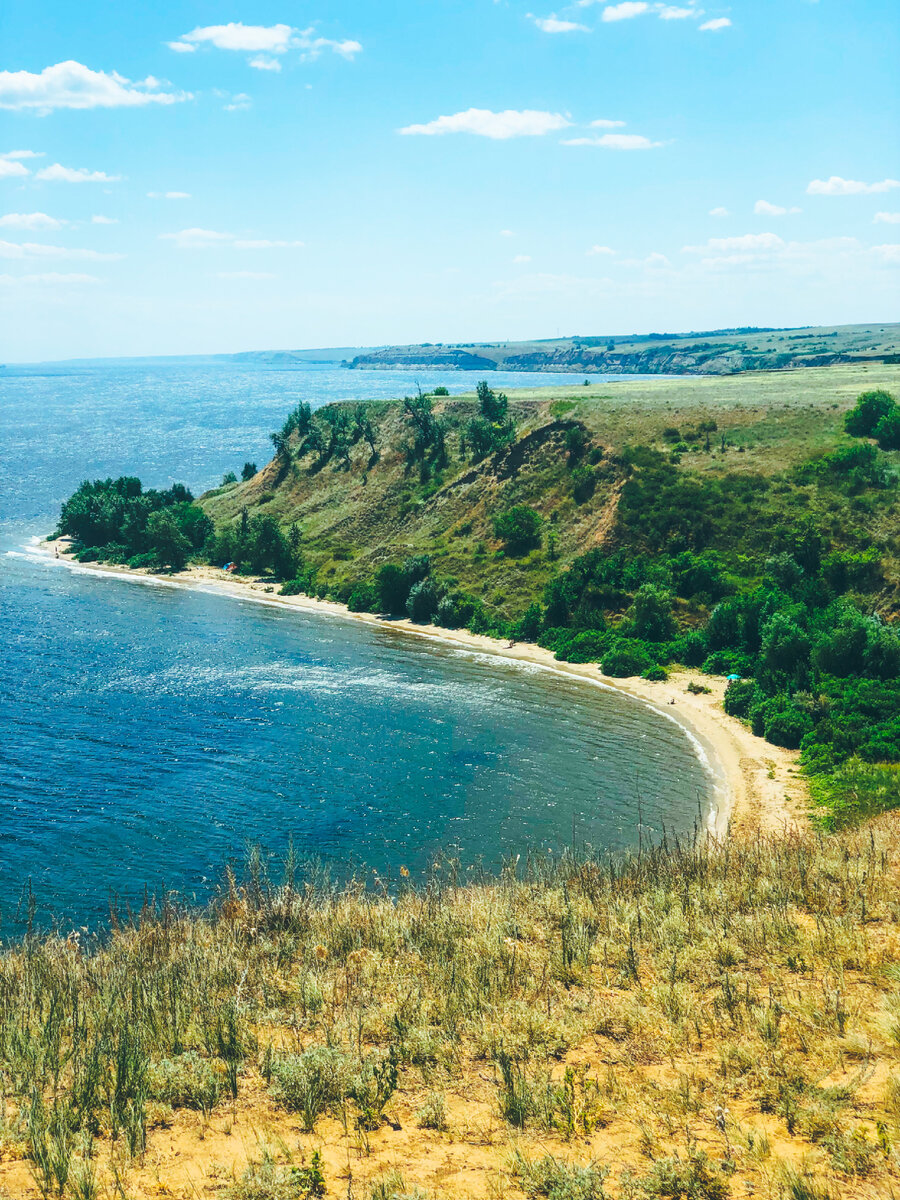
{"left": 195, "top": 365, "right": 900, "bottom": 827}
{"left": 200, "top": 366, "right": 900, "bottom": 624}
{"left": 2, "top": 823, "right": 900, "bottom": 1200}
{"left": 345, "top": 322, "right": 900, "bottom": 376}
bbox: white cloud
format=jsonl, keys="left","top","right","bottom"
{"left": 172, "top": 23, "right": 294, "bottom": 53}
{"left": 0, "top": 212, "right": 62, "bottom": 229}
{"left": 590, "top": 118, "right": 626, "bottom": 128}
{"left": 160, "top": 228, "right": 234, "bottom": 248}
{"left": 249, "top": 57, "right": 282, "bottom": 71}
{"left": 500, "top": 229, "right": 515, "bottom": 237}
{"left": 0, "top": 159, "right": 30, "bottom": 179}
{"left": 588, "top": 244, "right": 615, "bottom": 255}
{"left": 399, "top": 108, "right": 570, "bottom": 139}
{"left": 807, "top": 176, "right": 900, "bottom": 196}
{"left": 169, "top": 23, "right": 362, "bottom": 64}
{"left": 657, "top": 5, "right": 696, "bottom": 17}
{"left": 0, "top": 61, "right": 189, "bottom": 111}
{"left": 562, "top": 133, "right": 661, "bottom": 149}
{"left": 233, "top": 238, "right": 304, "bottom": 249}
{"left": 601, "top": 2, "right": 649, "bottom": 20}
{"left": 874, "top": 212, "right": 900, "bottom": 224}
{"left": 2, "top": 150, "right": 43, "bottom": 159}
{"left": 872, "top": 244, "right": 900, "bottom": 264}
{"left": 91, "top": 215, "right": 118, "bottom": 224}
{"left": 684, "top": 232, "right": 785, "bottom": 253}
{"left": 147, "top": 191, "right": 191, "bottom": 199}
{"left": 224, "top": 94, "right": 252, "bottom": 112}
{"left": 36, "top": 164, "right": 120, "bottom": 183}
{"left": 754, "top": 200, "right": 801, "bottom": 216}
{"left": 513, "top": 254, "right": 532, "bottom": 263}
{"left": 699, "top": 17, "right": 731, "bottom": 30}
{"left": 709, "top": 206, "right": 729, "bottom": 217}
{"left": 216, "top": 270, "right": 276, "bottom": 279}
{"left": 529, "top": 13, "right": 589, "bottom": 32}
{"left": 0, "top": 240, "right": 122, "bottom": 261}
{"left": 0, "top": 271, "right": 102, "bottom": 285}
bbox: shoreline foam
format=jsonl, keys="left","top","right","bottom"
{"left": 32, "top": 537, "right": 810, "bottom": 838}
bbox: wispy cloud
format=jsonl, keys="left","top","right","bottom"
{"left": 754, "top": 200, "right": 801, "bottom": 216}
{"left": 36, "top": 163, "right": 120, "bottom": 183}
{"left": 699, "top": 17, "right": 731, "bottom": 30}
{"left": 528, "top": 13, "right": 589, "bottom": 32}
{"left": 590, "top": 118, "right": 627, "bottom": 128}
{"left": 684, "top": 232, "right": 785, "bottom": 254}
{"left": 216, "top": 270, "right": 276, "bottom": 279}
{"left": 563, "top": 132, "right": 662, "bottom": 149}
{"left": 872, "top": 243, "right": 900, "bottom": 264}
{"left": 147, "top": 191, "right": 191, "bottom": 199}
{"left": 168, "top": 23, "right": 362, "bottom": 66}
{"left": 0, "top": 240, "right": 122, "bottom": 261}
{"left": 588, "top": 244, "right": 615, "bottom": 255}
{"left": 399, "top": 108, "right": 570, "bottom": 139}
{"left": 874, "top": 212, "right": 900, "bottom": 224}
{"left": 0, "top": 61, "right": 189, "bottom": 111}
{"left": 91, "top": 215, "right": 118, "bottom": 224}
{"left": 513, "top": 254, "right": 532, "bottom": 263}
{"left": 0, "top": 155, "right": 32, "bottom": 179}
{"left": 0, "top": 212, "right": 63, "bottom": 230}
{"left": 807, "top": 176, "right": 900, "bottom": 196}
{"left": 709, "top": 206, "right": 729, "bottom": 217}
{"left": 601, "top": 2, "right": 650, "bottom": 21}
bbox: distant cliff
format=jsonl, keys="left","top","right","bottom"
{"left": 346, "top": 323, "right": 900, "bottom": 376}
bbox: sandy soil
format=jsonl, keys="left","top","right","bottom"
{"left": 38, "top": 538, "right": 809, "bottom": 838}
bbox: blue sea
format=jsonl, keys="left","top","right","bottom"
{"left": 0, "top": 358, "right": 715, "bottom": 932}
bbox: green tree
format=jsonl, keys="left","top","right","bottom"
{"left": 147, "top": 510, "right": 191, "bottom": 571}
{"left": 493, "top": 506, "right": 542, "bottom": 553}
{"left": 874, "top": 406, "right": 900, "bottom": 450}
{"left": 844, "top": 389, "right": 896, "bottom": 438}
{"left": 627, "top": 584, "right": 676, "bottom": 642}
{"left": 241, "top": 462, "right": 257, "bottom": 481}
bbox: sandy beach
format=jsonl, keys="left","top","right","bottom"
{"left": 38, "top": 537, "right": 810, "bottom": 839}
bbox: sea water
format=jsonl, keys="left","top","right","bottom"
{"left": 0, "top": 359, "right": 713, "bottom": 931}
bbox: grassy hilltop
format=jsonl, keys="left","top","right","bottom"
{"left": 2, "top": 825, "right": 900, "bottom": 1200}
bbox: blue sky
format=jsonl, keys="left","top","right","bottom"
{"left": 0, "top": 0, "right": 897, "bottom": 360}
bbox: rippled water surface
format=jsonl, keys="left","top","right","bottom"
{"left": 1, "top": 359, "right": 713, "bottom": 930}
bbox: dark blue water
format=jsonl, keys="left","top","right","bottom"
{"left": 1, "top": 360, "right": 715, "bottom": 931}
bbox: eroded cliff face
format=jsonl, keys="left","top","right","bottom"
{"left": 347, "top": 343, "right": 853, "bottom": 375}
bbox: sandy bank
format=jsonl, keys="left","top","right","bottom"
{"left": 38, "top": 538, "right": 809, "bottom": 838}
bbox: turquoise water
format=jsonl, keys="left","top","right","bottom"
{"left": 0, "top": 360, "right": 713, "bottom": 931}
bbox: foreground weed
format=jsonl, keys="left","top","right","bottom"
{"left": 225, "top": 1151, "right": 326, "bottom": 1200}
{"left": 512, "top": 1151, "right": 609, "bottom": 1199}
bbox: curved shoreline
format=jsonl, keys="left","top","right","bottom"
{"left": 33, "top": 538, "right": 809, "bottom": 839}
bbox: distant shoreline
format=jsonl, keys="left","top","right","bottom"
{"left": 38, "top": 537, "right": 809, "bottom": 841}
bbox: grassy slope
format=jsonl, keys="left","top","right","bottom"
{"left": 1, "top": 824, "right": 900, "bottom": 1199}
{"left": 200, "top": 364, "right": 900, "bottom": 627}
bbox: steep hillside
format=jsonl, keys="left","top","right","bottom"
{"left": 199, "top": 365, "right": 900, "bottom": 625}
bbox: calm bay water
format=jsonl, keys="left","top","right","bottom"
{"left": 0, "top": 359, "right": 713, "bottom": 931}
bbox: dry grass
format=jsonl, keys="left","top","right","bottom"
{"left": 2, "top": 818, "right": 900, "bottom": 1198}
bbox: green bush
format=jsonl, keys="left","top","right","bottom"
{"left": 723, "top": 680, "right": 759, "bottom": 719}
{"left": 225, "top": 1153, "right": 326, "bottom": 1200}
{"left": 844, "top": 389, "right": 896, "bottom": 438}
{"left": 494, "top": 505, "right": 542, "bottom": 554}
{"left": 512, "top": 1152, "right": 609, "bottom": 1199}
{"left": 641, "top": 664, "right": 669, "bottom": 682}
{"left": 348, "top": 582, "right": 377, "bottom": 612}
{"left": 601, "top": 641, "right": 654, "bottom": 678}
{"left": 147, "top": 1052, "right": 222, "bottom": 1113}
{"left": 269, "top": 1047, "right": 360, "bottom": 1131}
